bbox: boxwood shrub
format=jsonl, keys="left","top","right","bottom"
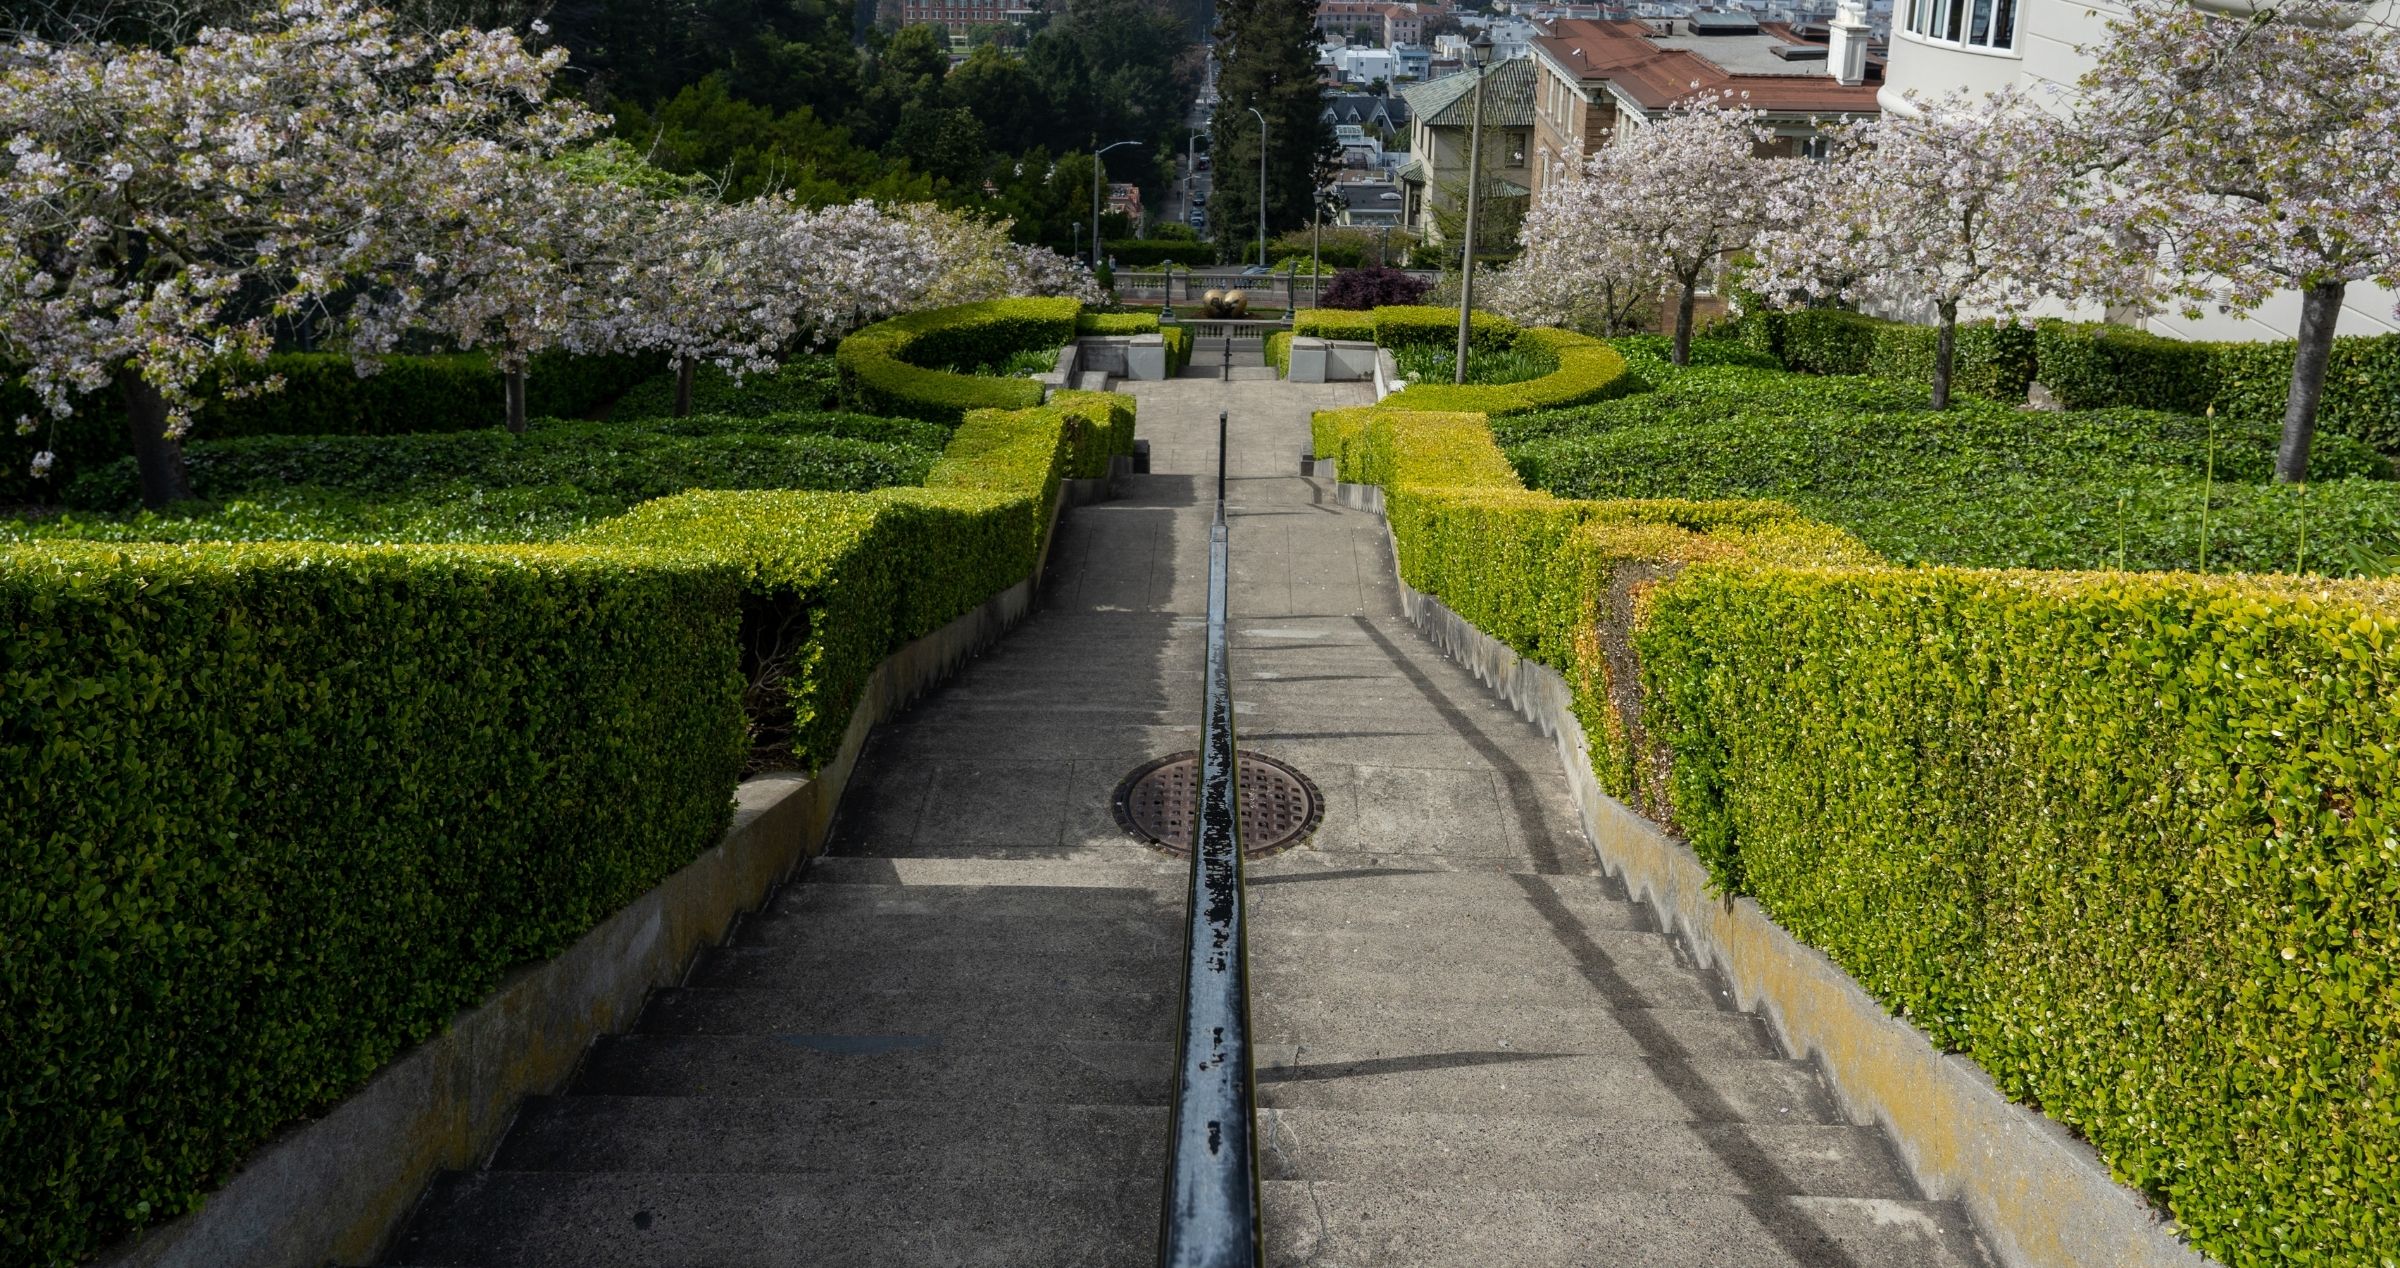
{"left": 1731, "top": 308, "right": 2036, "bottom": 402}
{"left": 2037, "top": 320, "right": 2400, "bottom": 458}
{"left": 0, "top": 540, "right": 747, "bottom": 1266}
{"left": 1321, "top": 341, "right": 2399, "bottom": 1267}
{"left": 1381, "top": 329, "right": 1641, "bottom": 417}
{"left": 1294, "top": 309, "right": 1377, "bottom": 342}
{"left": 1639, "top": 566, "right": 2400, "bottom": 1268}
{"left": 835, "top": 298, "right": 1079, "bottom": 423}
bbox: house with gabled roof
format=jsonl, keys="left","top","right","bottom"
{"left": 1394, "top": 54, "right": 1537, "bottom": 243}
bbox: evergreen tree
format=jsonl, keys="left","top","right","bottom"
{"left": 1209, "top": 0, "right": 1336, "bottom": 264}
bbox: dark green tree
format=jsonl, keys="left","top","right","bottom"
{"left": 1209, "top": 0, "right": 1337, "bottom": 262}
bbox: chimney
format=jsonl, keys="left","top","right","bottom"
{"left": 1828, "top": 0, "right": 1870, "bottom": 85}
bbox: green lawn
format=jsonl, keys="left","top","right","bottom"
{"left": 1503, "top": 340, "right": 2400, "bottom": 577}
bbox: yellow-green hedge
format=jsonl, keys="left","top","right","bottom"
{"left": 1382, "top": 328, "right": 1643, "bottom": 416}
{"left": 834, "top": 297, "right": 1079, "bottom": 423}
{"left": 0, "top": 541, "right": 747, "bottom": 1265}
{"left": 1320, "top": 327, "right": 2400, "bottom": 1267}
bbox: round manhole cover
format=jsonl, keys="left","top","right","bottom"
{"left": 1111, "top": 751, "right": 1323, "bottom": 858}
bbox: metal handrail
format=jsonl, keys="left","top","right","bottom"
{"left": 1157, "top": 410, "right": 1262, "bottom": 1268}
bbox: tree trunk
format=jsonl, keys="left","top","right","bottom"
{"left": 1672, "top": 280, "right": 1697, "bottom": 366}
{"left": 118, "top": 368, "right": 192, "bottom": 509}
{"left": 1932, "top": 301, "right": 1958, "bottom": 410}
{"left": 674, "top": 359, "right": 696, "bottom": 418}
{"left": 505, "top": 368, "right": 528, "bottom": 435}
{"left": 2278, "top": 279, "right": 2345, "bottom": 484}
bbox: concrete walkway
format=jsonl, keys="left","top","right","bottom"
{"left": 386, "top": 376, "right": 1989, "bottom": 1267}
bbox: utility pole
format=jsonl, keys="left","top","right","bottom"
{"left": 1258, "top": 132, "right": 1270, "bottom": 271}
{"left": 1093, "top": 139, "right": 1141, "bottom": 271}
{"left": 1454, "top": 32, "right": 1494, "bottom": 386}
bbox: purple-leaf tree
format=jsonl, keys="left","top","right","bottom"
{"left": 0, "top": 1, "right": 596, "bottom": 505}
{"left": 1749, "top": 87, "right": 2132, "bottom": 408}
{"left": 2069, "top": 0, "right": 2400, "bottom": 481}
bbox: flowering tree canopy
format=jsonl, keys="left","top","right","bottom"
{"left": 1564, "top": 96, "right": 1792, "bottom": 364}
{"left": 1750, "top": 88, "right": 2128, "bottom": 408}
{"left": 2069, "top": 0, "right": 2400, "bottom": 481}
{"left": 0, "top": 0, "right": 594, "bottom": 504}
{"left": 901, "top": 202, "right": 1103, "bottom": 307}
{"left": 1491, "top": 165, "right": 1666, "bottom": 337}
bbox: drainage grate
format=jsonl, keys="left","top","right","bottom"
{"left": 1112, "top": 751, "right": 1323, "bottom": 858}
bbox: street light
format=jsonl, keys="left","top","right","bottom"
{"left": 1454, "top": 31, "right": 1496, "bottom": 386}
{"left": 1246, "top": 106, "right": 1268, "bottom": 270}
{"left": 1093, "top": 138, "right": 1143, "bottom": 271}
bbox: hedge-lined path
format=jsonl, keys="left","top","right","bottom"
{"left": 386, "top": 376, "right": 1988, "bottom": 1266}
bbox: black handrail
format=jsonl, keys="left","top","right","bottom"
{"left": 1157, "top": 411, "right": 1261, "bottom": 1268}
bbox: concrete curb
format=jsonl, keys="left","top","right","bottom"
{"left": 101, "top": 475, "right": 1103, "bottom": 1268}
{"left": 1333, "top": 479, "right": 2214, "bottom": 1268}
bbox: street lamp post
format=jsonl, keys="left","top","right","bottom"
{"left": 1246, "top": 106, "right": 1268, "bottom": 270}
{"left": 1454, "top": 32, "right": 1495, "bottom": 386}
{"left": 1092, "top": 138, "right": 1142, "bottom": 272}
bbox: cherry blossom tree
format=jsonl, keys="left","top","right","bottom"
{"left": 0, "top": 0, "right": 597, "bottom": 504}
{"left": 1489, "top": 165, "right": 1665, "bottom": 336}
{"left": 604, "top": 196, "right": 949, "bottom": 416}
{"left": 1573, "top": 96, "right": 1794, "bottom": 365}
{"left": 899, "top": 203, "right": 1104, "bottom": 306}
{"left": 1750, "top": 88, "right": 2135, "bottom": 408}
{"left": 2068, "top": 0, "right": 2400, "bottom": 482}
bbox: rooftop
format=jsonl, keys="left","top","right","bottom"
{"left": 1531, "top": 17, "right": 1882, "bottom": 115}
{"left": 1397, "top": 53, "right": 1539, "bottom": 128}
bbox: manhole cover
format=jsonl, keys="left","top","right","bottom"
{"left": 1112, "top": 751, "right": 1323, "bottom": 858}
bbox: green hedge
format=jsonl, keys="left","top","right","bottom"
{"left": 1322, "top": 341, "right": 2400, "bottom": 1267}
{"left": 1640, "top": 566, "right": 2400, "bottom": 1267}
{"left": 1372, "top": 304, "right": 1517, "bottom": 352}
{"left": 1731, "top": 309, "right": 2036, "bottom": 402}
{"left": 2037, "top": 321, "right": 2400, "bottom": 457}
{"left": 0, "top": 540, "right": 747, "bottom": 1265}
{"left": 1265, "top": 330, "right": 1293, "bottom": 377}
{"left": 578, "top": 392, "right": 1120, "bottom": 770}
{"left": 1380, "top": 327, "right": 1642, "bottom": 417}
{"left": 3, "top": 349, "right": 657, "bottom": 504}
{"left": 834, "top": 298, "right": 1079, "bottom": 423}
{"left": 1294, "top": 309, "right": 1377, "bottom": 342}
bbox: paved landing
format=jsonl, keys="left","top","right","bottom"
{"left": 385, "top": 376, "right": 1990, "bottom": 1267}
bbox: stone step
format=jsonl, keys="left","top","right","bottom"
{"left": 1251, "top": 940, "right": 1725, "bottom": 1013}
{"left": 570, "top": 1033, "right": 1172, "bottom": 1106}
{"left": 728, "top": 901, "right": 1178, "bottom": 958}
{"left": 389, "top": 1171, "right": 1153, "bottom": 1268}
{"left": 1256, "top": 1048, "right": 1839, "bottom": 1124}
{"left": 1260, "top": 1182, "right": 1989, "bottom": 1268}
{"left": 1246, "top": 878, "right": 1644, "bottom": 931}
{"left": 491, "top": 1095, "right": 1165, "bottom": 1180}
{"left": 636, "top": 983, "right": 1176, "bottom": 1044}
{"left": 1251, "top": 996, "right": 1780, "bottom": 1060}
{"left": 763, "top": 878, "right": 1176, "bottom": 922}
{"left": 685, "top": 939, "right": 1174, "bottom": 995}
{"left": 1259, "top": 1109, "right": 1917, "bottom": 1198}
{"left": 800, "top": 855, "right": 1185, "bottom": 890}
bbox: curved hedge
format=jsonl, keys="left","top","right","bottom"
{"left": 1318, "top": 328, "right": 2400, "bottom": 1267}
{"left": 835, "top": 297, "right": 1079, "bottom": 423}
{"left": 1299, "top": 306, "right": 1644, "bottom": 415}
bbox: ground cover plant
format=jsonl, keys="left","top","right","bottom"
{"left": 4, "top": 413, "right": 942, "bottom": 546}
{"left": 1505, "top": 341, "right": 2400, "bottom": 576}
{"left": 1393, "top": 342, "right": 1551, "bottom": 387}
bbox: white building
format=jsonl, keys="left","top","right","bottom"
{"left": 1880, "top": 0, "right": 2400, "bottom": 339}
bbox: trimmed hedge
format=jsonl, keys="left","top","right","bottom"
{"left": 1294, "top": 309, "right": 1377, "bottom": 342}
{"left": 1372, "top": 304, "right": 1517, "bottom": 352}
{"left": 834, "top": 297, "right": 1079, "bottom": 423}
{"left": 579, "top": 391, "right": 1122, "bottom": 770}
{"left": 1265, "top": 330, "right": 1293, "bottom": 377}
{"left": 1640, "top": 566, "right": 2400, "bottom": 1267}
{"left": 0, "top": 540, "right": 747, "bottom": 1265}
{"left": 1382, "top": 328, "right": 1642, "bottom": 416}
{"left": 1322, "top": 330, "right": 2400, "bottom": 1267}
{"left": 2, "top": 349, "right": 657, "bottom": 504}
{"left": 1075, "top": 313, "right": 1193, "bottom": 379}
{"left": 2037, "top": 320, "right": 2400, "bottom": 457}
{"left": 1730, "top": 308, "right": 2036, "bottom": 402}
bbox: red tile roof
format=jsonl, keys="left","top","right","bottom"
{"left": 1533, "top": 18, "right": 1882, "bottom": 115}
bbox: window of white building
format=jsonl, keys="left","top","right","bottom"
{"left": 1905, "top": 0, "right": 2016, "bottom": 51}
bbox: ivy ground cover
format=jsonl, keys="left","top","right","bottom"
{"left": 1505, "top": 339, "right": 2400, "bottom": 577}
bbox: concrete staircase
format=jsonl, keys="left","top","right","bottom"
{"left": 383, "top": 377, "right": 1990, "bottom": 1267}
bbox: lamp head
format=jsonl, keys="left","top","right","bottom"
{"left": 1470, "top": 31, "right": 1495, "bottom": 65}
